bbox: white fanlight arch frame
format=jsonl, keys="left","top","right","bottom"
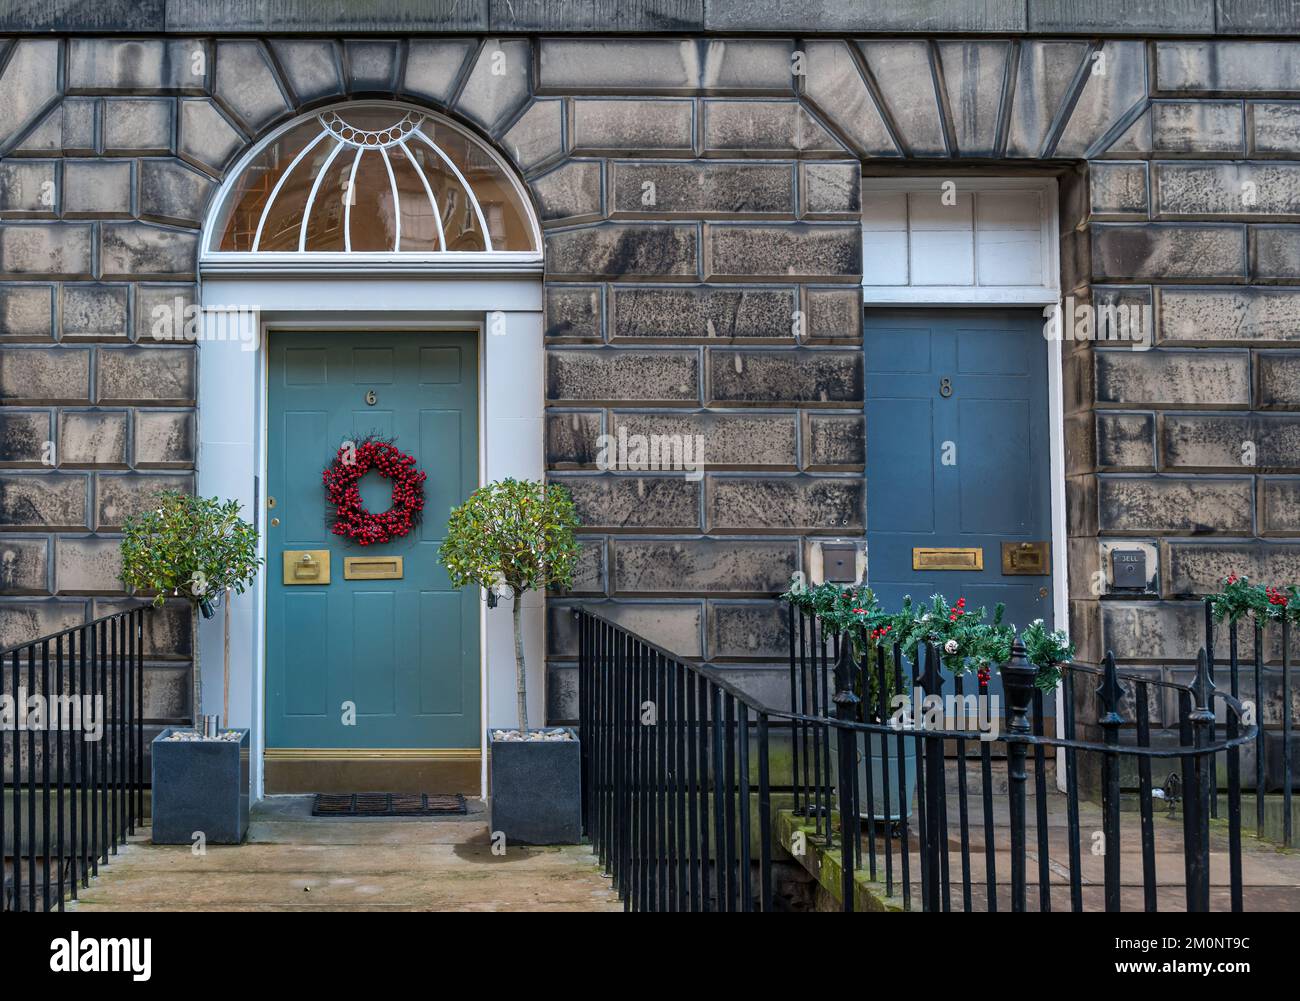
{"left": 200, "top": 101, "right": 544, "bottom": 276}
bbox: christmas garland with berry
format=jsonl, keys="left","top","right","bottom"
{"left": 322, "top": 436, "right": 427, "bottom": 546}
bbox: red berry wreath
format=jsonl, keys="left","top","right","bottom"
{"left": 322, "top": 437, "right": 427, "bottom": 545}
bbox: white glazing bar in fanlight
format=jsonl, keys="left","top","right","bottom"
{"left": 379, "top": 145, "right": 401, "bottom": 252}
{"left": 299, "top": 138, "right": 345, "bottom": 252}
{"left": 412, "top": 128, "right": 494, "bottom": 251}
{"left": 343, "top": 146, "right": 363, "bottom": 254}
{"left": 251, "top": 129, "right": 328, "bottom": 252}
{"left": 398, "top": 138, "right": 446, "bottom": 252}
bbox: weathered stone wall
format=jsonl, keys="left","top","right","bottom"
{"left": 0, "top": 14, "right": 1299, "bottom": 776}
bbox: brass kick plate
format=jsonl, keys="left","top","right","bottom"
{"left": 913, "top": 547, "right": 983, "bottom": 571}
{"left": 344, "top": 556, "right": 403, "bottom": 580}
{"left": 283, "top": 550, "right": 330, "bottom": 584}
{"left": 1002, "top": 541, "right": 1051, "bottom": 576}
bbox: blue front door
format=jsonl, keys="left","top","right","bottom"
{"left": 864, "top": 309, "right": 1054, "bottom": 678}
{"left": 265, "top": 331, "right": 480, "bottom": 749}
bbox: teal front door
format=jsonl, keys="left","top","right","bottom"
{"left": 266, "top": 331, "right": 479, "bottom": 750}
{"left": 864, "top": 309, "right": 1054, "bottom": 696}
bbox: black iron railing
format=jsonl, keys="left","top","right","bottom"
{"left": 2, "top": 606, "right": 147, "bottom": 912}
{"left": 1205, "top": 608, "right": 1292, "bottom": 847}
{"left": 575, "top": 604, "right": 1259, "bottom": 913}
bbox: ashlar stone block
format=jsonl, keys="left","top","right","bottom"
{"left": 270, "top": 40, "right": 345, "bottom": 105}
{"left": 0, "top": 161, "right": 56, "bottom": 217}
{"left": 801, "top": 162, "right": 860, "bottom": 218}
{"left": 59, "top": 410, "right": 128, "bottom": 467}
{"left": 938, "top": 41, "right": 1010, "bottom": 157}
{"left": 611, "top": 285, "right": 796, "bottom": 339}
{"left": 67, "top": 38, "right": 210, "bottom": 95}
{"left": 1163, "top": 413, "right": 1300, "bottom": 470}
{"left": 54, "top": 535, "right": 122, "bottom": 595}
{"left": 1152, "top": 101, "right": 1244, "bottom": 154}
{"left": 0, "top": 536, "right": 49, "bottom": 594}
{"left": 139, "top": 160, "right": 215, "bottom": 228}
{"left": 701, "top": 100, "right": 842, "bottom": 156}
{"left": 1097, "top": 475, "right": 1253, "bottom": 534}
{"left": 706, "top": 474, "right": 863, "bottom": 532}
{"left": 0, "top": 411, "right": 51, "bottom": 466}
{"left": 0, "top": 285, "right": 54, "bottom": 340}
{"left": 214, "top": 41, "right": 290, "bottom": 134}
{"left": 708, "top": 349, "right": 862, "bottom": 405}
{"left": 96, "top": 346, "right": 196, "bottom": 405}
{"left": 103, "top": 98, "right": 173, "bottom": 156}
{"left": 61, "top": 284, "right": 129, "bottom": 339}
{"left": 1095, "top": 412, "right": 1156, "bottom": 469}
{"left": 553, "top": 473, "right": 700, "bottom": 530}
{"left": 1157, "top": 162, "right": 1300, "bottom": 218}
{"left": 544, "top": 284, "right": 601, "bottom": 340}
{"left": 0, "top": 473, "right": 88, "bottom": 530}
{"left": 545, "top": 223, "right": 698, "bottom": 279}
{"left": 1091, "top": 223, "right": 1246, "bottom": 281}
{"left": 402, "top": 39, "right": 476, "bottom": 107}
{"left": 611, "top": 162, "right": 795, "bottom": 217}
{"left": 572, "top": 99, "right": 694, "bottom": 154}
{"left": 133, "top": 409, "right": 196, "bottom": 468}
{"left": 706, "top": 224, "right": 861, "bottom": 280}
{"left": 179, "top": 99, "right": 245, "bottom": 175}
{"left": 100, "top": 223, "right": 198, "bottom": 279}
{"left": 502, "top": 99, "right": 564, "bottom": 173}
{"left": 547, "top": 348, "right": 699, "bottom": 404}
{"left": 530, "top": 160, "right": 602, "bottom": 224}
{"left": 613, "top": 538, "right": 798, "bottom": 596}
{"left": 610, "top": 411, "right": 797, "bottom": 468}
{"left": 0, "top": 223, "right": 94, "bottom": 278}
{"left": 0, "top": 348, "right": 91, "bottom": 404}
{"left": 1095, "top": 349, "right": 1250, "bottom": 407}
{"left": 95, "top": 472, "right": 194, "bottom": 530}
{"left": 344, "top": 40, "right": 400, "bottom": 93}
{"left": 62, "top": 160, "right": 133, "bottom": 218}
{"left": 1257, "top": 352, "right": 1300, "bottom": 408}
{"left": 1158, "top": 287, "right": 1300, "bottom": 344}
{"left": 454, "top": 39, "right": 531, "bottom": 134}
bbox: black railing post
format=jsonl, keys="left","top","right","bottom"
{"left": 757, "top": 712, "right": 773, "bottom": 912}
{"left": 1189, "top": 650, "right": 1217, "bottom": 912}
{"left": 1000, "top": 643, "right": 1036, "bottom": 914}
{"left": 1097, "top": 651, "right": 1124, "bottom": 913}
{"left": 831, "top": 635, "right": 859, "bottom": 912}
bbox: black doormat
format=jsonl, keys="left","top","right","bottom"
{"left": 311, "top": 792, "right": 467, "bottom": 817}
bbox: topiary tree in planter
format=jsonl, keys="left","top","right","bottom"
{"left": 119, "top": 490, "right": 261, "bottom": 725}
{"left": 439, "top": 478, "right": 580, "bottom": 734}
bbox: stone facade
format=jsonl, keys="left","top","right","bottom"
{"left": 1, "top": 3, "right": 1300, "bottom": 774}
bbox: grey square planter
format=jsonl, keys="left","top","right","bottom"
{"left": 151, "top": 728, "right": 250, "bottom": 845}
{"left": 489, "top": 728, "right": 582, "bottom": 846}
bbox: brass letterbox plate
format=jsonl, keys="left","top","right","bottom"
{"left": 283, "top": 550, "right": 330, "bottom": 585}
{"left": 1002, "top": 541, "right": 1051, "bottom": 576}
{"left": 912, "top": 547, "right": 983, "bottom": 571}
{"left": 344, "top": 556, "right": 403, "bottom": 580}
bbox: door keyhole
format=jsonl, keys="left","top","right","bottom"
{"left": 939, "top": 377, "right": 953, "bottom": 398}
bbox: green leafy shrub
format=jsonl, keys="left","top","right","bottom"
{"left": 119, "top": 490, "right": 261, "bottom": 612}
{"left": 439, "top": 478, "right": 581, "bottom": 733}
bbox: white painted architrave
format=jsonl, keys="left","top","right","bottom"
{"left": 861, "top": 175, "right": 1070, "bottom": 781}
{"left": 196, "top": 272, "right": 545, "bottom": 801}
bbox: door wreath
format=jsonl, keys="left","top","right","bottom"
{"left": 322, "top": 436, "right": 427, "bottom": 545}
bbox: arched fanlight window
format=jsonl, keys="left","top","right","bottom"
{"left": 207, "top": 103, "right": 539, "bottom": 256}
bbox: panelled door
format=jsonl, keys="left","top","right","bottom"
{"left": 864, "top": 309, "right": 1054, "bottom": 690}
{"left": 266, "top": 330, "right": 479, "bottom": 750}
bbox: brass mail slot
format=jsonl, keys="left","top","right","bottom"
{"left": 913, "top": 547, "right": 983, "bottom": 571}
{"left": 344, "top": 556, "right": 403, "bottom": 580}
{"left": 283, "top": 550, "right": 330, "bottom": 584}
{"left": 1001, "top": 541, "right": 1051, "bottom": 576}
